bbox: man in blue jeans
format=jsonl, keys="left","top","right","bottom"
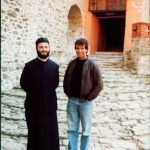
{"left": 63, "top": 38, "right": 103, "bottom": 150}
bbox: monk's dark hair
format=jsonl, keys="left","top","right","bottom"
{"left": 35, "top": 37, "right": 49, "bottom": 48}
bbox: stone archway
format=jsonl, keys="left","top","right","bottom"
{"left": 67, "top": 5, "right": 83, "bottom": 51}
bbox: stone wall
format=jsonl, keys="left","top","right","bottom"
{"left": 1, "top": 0, "right": 85, "bottom": 91}
{"left": 131, "top": 22, "right": 150, "bottom": 74}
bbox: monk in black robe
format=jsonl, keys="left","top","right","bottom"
{"left": 20, "top": 37, "right": 60, "bottom": 150}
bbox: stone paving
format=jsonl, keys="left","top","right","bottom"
{"left": 1, "top": 53, "right": 150, "bottom": 150}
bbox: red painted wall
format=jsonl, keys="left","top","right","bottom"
{"left": 84, "top": 0, "right": 100, "bottom": 54}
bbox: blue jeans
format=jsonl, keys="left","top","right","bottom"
{"left": 67, "top": 97, "right": 93, "bottom": 150}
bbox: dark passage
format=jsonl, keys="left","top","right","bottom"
{"left": 99, "top": 18, "right": 125, "bottom": 52}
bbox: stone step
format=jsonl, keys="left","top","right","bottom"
{"left": 95, "top": 52, "right": 123, "bottom": 55}
{"left": 2, "top": 54, "right": 150, "bottom": 150}
{"left": 1, "top": 83, "right": 149, "bottom": 138}
{"left": 1, "top": 79, "right": 148, "bottom": 107}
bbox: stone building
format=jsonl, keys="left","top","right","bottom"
{"left": 1, "top": 0, "right": 150, "bottom": 150}
{"left": 1, "top": 0, "right": 86, "bottom": 91}
{"left": 1, "top": 0, "right": 150, "bottom": 91}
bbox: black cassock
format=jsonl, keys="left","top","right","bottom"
{"left": 20, "top": 58, "right": 60, "bottom": 150}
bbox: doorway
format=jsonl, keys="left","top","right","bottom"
{"left": 99, "top": 18, "right": 125, "bottom": 52}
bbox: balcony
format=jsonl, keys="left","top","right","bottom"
{"left": 89, "top": 0, "right": 125, "bottom": 12}
{"left": 89, "top": 0, "right": 126, "bottom": 18}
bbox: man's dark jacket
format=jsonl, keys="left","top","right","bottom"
{"left": 20, "top": 58, "right": 59, "bottom": 112}
{"left": 63, "top": 58, "right": 103, "bottom": 101}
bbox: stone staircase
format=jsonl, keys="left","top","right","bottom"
{"left": 1, "top": 52, "right": 150, "bottom": 150}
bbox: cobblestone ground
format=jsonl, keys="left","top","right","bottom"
{"left": 1, "top": 53, "right": 150, "bottom": 150}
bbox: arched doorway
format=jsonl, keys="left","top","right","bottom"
{"left": 67, "top": 5, "right": 83, "bottom": 50}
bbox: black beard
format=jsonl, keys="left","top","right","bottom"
{"left": 37, "top": 51, "right": 49, "bottom": 59}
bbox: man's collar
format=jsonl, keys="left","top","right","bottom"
{"left": 37, "top": 57, "right": 49, "bottom": 62}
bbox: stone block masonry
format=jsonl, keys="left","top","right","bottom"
{"left": 1, "top": 0, "right": 85, "bottom": 91}
{"left": 131, "top": 22, "right": 150, "bottom": 74}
